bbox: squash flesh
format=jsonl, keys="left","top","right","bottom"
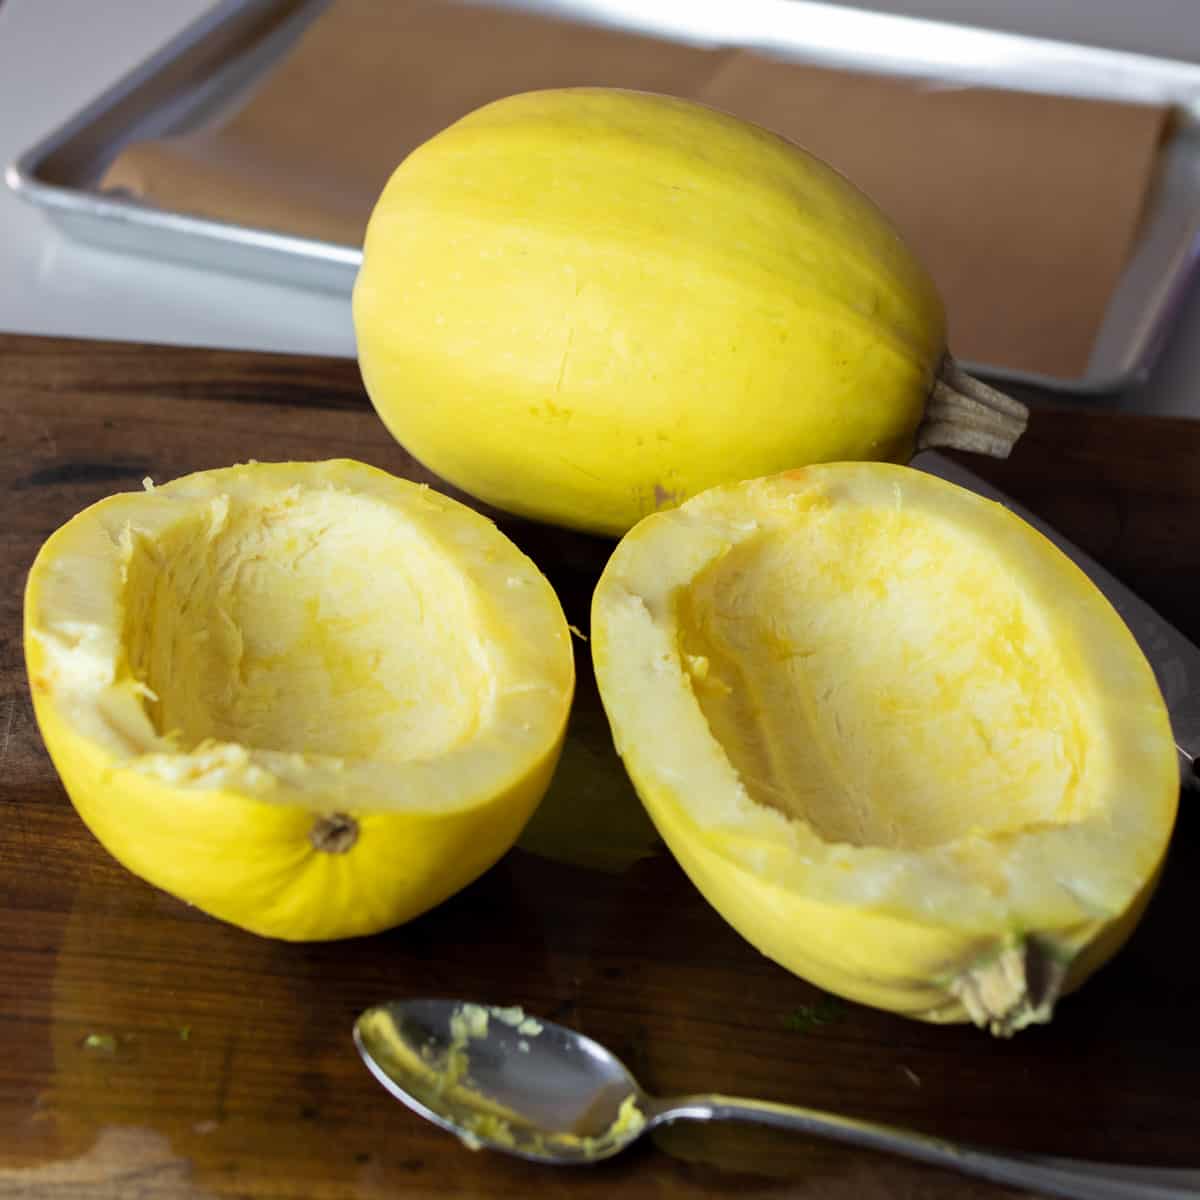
{"left": 592, "top": 463, "right": 1177, "bottom": 1031}
{"left": 120, "top": 488, "right": 490, "bottom": 763}
{"left": 675, "top": 508, "right": 1096, "bottom": 851}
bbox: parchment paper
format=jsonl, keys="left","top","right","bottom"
{"left": 101, "top": 0, "right": 1170, "bottom": 378}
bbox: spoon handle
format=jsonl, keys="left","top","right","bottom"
{"left": 650, "top": 1095, "right": 1200, "bottom": 1199}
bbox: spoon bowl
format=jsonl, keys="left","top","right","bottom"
{"left": 354, "top": 997, "right": 643, "bottom": 1163}
{"left": 355, "top": 998, "right": 1200, "bottom": 1198}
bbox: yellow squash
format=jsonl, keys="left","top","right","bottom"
{"left": 354, "top": 87, "right": 1026, "bottom": 537}
{"left": 591, "top": 463, "right": 1178, "bottom": 1034}
{"left": 24, "top": 460, "right": 574, "bottom": 940}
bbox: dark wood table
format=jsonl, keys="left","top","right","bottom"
{"left": 2, "top": 333, "right": 1198, "bottom": 1199}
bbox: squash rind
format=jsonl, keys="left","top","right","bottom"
{"left": 353, "top": 88, "right": 949, "bottom": 536}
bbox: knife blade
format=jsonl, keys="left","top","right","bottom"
{"left": 916, "top": 450, "right": 1199, "bottom": 792}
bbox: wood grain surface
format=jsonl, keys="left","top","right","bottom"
{"left": 1, "top": 333, "right": 1198, "bottom": 1200}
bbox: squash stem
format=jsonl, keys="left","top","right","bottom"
{"left": 948, "top": 935, "right": 1068, "bottom": 1037}
{"left": 916, "top": 356, "right": 1029, "bottom": 458}
{"left": 311, "top": 812, "right": 359, "bottom": 853}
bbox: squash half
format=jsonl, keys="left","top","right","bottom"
{"left": 591, "top": 463, "right": 1177, "bottom": 1033}
{"left": 24, "top": 460, "right": 574, "bottom": 940}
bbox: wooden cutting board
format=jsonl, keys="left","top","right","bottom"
{"left": 1, "top": 333, "right": 1198, "bottom": 1200}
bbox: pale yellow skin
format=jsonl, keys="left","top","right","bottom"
{"left": 24, "top": 460, "right": 574, "bottom": 941}
{"left": 354, "top": 88, "right": 947, "bottom": 536}
{"left": 591, "top": 464, "right": 1178, "bottom": 1024}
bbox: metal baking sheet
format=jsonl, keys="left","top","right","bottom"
{"left": 8, "top": 0, "right": 1200, "bottom": 393}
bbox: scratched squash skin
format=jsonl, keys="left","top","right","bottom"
{"left": 353, "top": 88, "right": 1025, "bottom": 536}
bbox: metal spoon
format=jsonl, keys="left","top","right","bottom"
{"left": 354, "top": 999, "right": 1199, "bottom": 1200}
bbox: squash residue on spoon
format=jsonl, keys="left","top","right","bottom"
{"left": 360, "top": 1004, "right": 644, "bottom": 1157}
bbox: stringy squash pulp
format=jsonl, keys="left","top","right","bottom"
{"left": 591, "top": 464, "right": 1177, "bottom": 1034}
{"left": 24, "top": 460, "right": 574, "bottom": 940}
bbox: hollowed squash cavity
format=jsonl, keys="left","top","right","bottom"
{"left": 120, "top": 489, "right": 491, "bottom": 764}
{"left": 675, "top": 512, "right": 1095, "bottom": 852}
